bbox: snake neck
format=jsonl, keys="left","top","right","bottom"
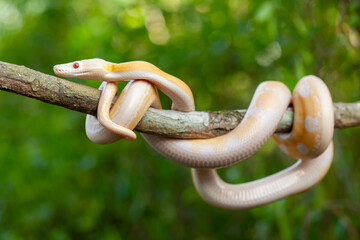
{"left": 103, "top": 61, "right": 195, "bottom": 112}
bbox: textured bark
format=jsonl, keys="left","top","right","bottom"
{"left": 1, "top": 61, "right": 359, "bottom": 139}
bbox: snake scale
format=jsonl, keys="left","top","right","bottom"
{"left": 54, "top": 59, "right": 334, "bottom": 209}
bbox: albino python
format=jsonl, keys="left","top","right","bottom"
{"left": 54, "top": 59, "right": 334, "bottom": 209}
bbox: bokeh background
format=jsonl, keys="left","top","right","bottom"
{"left": 0, "top": 0, "right": 359, "bottom": 239}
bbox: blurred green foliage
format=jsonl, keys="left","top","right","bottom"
{"left": 0, "top": 0, "right": 359, "bottom": 239}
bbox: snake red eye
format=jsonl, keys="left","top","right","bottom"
{"left": 73, "top": 62, "right": 79, "bottom": 69}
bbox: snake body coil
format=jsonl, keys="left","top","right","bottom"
{"left": 54, "top": 59, "right": 334, "bottom": 209}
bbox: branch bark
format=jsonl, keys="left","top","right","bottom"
{"left": 1, "top": 61, "right": 359, "bottom": 139}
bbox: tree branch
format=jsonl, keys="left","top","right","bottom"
{"left": 1, "top": 61, "right": 359, "bottom": 139}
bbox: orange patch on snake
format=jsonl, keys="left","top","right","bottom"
{"left": 273, "top": 77, "right": 327, "bottom": 159}
{"left": 106, "top": 61, "right": 194, "bottom": 102}
{"left": 187, "top": 136, "right": 229, "bottom": 154}
{"left": 255, "top": 82, "right": 291, "bottom": 111}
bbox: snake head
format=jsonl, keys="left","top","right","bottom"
{"left": 53, "top": 58, "right": 108, "bottom": 80}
